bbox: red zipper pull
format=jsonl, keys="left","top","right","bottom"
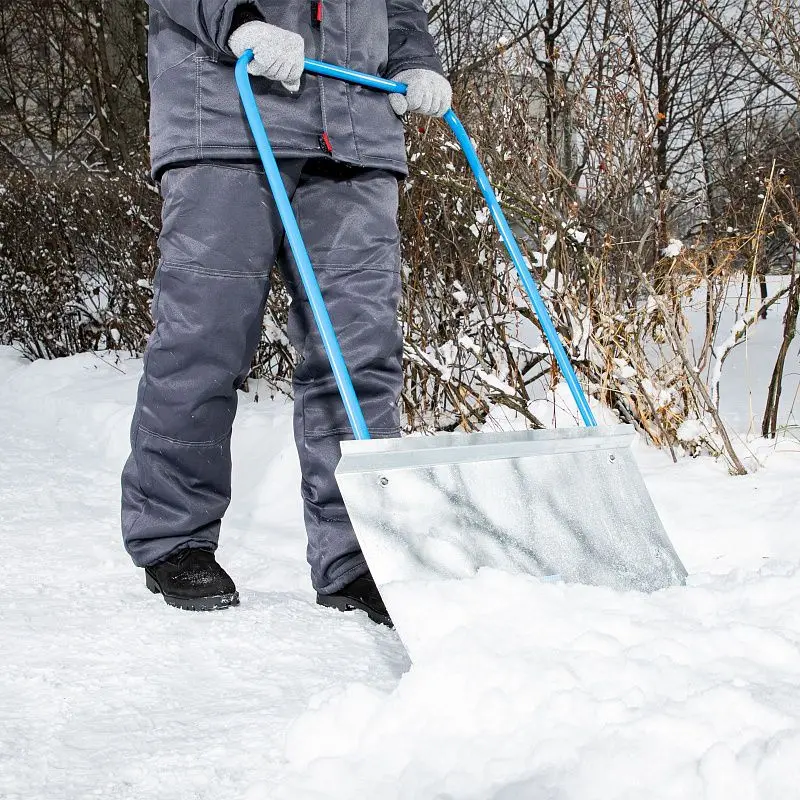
{"left": 312, "top": 0, "right": 323, "bottom": 24}
{"left": 318, "top": 131, "right": 333, "bottom": 154}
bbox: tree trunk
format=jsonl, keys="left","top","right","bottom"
{"left": 762, "top": 259, "right": 799, "bottom": 437}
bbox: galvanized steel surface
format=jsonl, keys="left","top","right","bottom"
{"left": 336, "top": 426, "right": 687, "bottom": 652}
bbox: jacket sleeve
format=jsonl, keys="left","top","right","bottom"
{"left": 145, "top": 0, "right": 262, "bottom": 54}
{"left": 384, "top": 0, "right": 444, "bottom": 78}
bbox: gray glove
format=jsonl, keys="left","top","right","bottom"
{"left": 228, "top": 21, "right": 304, "bottom": 92}
{"left": 389, "top": 69, "right": 452, "bottom": 117}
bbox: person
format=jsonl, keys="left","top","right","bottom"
{"left": 121, "top": 0, "right": 451, "bottom": 626}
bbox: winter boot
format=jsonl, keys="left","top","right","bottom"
{"left": 144, "top": 548, "right": 239, "bottom": 611}
{"left": 316, "top": 570, "right": 393, "bottom": 627}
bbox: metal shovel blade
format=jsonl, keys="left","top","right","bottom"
{"left": 335, "top": 424, "right": 686, "bottom": 652}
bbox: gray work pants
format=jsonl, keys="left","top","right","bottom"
{"left": 121, "top": 160, "right": 403, "bottom": 594}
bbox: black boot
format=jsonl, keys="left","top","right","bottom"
{"left": 316, "top": 570, "right": 393, "bottom": 627}
{"left": 144, "top": 548, "right": 239, "bottom": 611}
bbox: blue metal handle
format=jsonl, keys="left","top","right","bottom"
{"left": 237, "top": 53, "right": 597, "bottom": 430}
{"left": 303, "top": 59, "right": 596, "bottom": 427}
{"left": 235, "top": 53, "right": 371, "bottom": 440}
{"left": 442, "top": 111, "right": 596, "bottom": 426}
{"left": 304, "top": 58, "right": 405, "bottom": 93}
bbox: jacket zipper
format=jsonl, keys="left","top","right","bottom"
{"left": 314, "top": 0, "right": 332, "bottom": 155}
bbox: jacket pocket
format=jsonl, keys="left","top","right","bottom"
{"left": 148, "top": 12, "right": 197, "bottom": 87}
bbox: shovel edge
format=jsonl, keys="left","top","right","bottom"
{"left": 337, "top": 424, "right": 636, "bottom": 474}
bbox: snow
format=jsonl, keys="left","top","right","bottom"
{"left": 567, "top": 226, "right": 588, "bottom": 244}
{"left": 662, "top": 238, "right": 684, "bottom": 258}
{"left": 477, "top": 368, "right": 516, "bottom": 396}
{"left": 677, "top": 418, "right": 706, "bottom": 442}
{"left": 2, "top": 345, "right": 800, "bottom": 799}
{"left": 613, "top": 357, "right": 637, "bottom": 380}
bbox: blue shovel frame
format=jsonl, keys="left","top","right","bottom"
{"left": 235, "top": 52, "right": 597, "bottom": 439}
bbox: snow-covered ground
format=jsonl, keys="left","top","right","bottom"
{"left": 1, "top": 336, "right": 799, "bottom": 799}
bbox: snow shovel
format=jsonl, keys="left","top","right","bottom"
{"left": 235, "top": 54, "right": 686, "bottom": 649}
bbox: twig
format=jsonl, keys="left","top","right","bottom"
{"left": 637, "top": 266, "right": 748, "bottom": 474}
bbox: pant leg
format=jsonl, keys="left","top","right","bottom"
{"left": 121, "top": 161, "right": 304, "bottom": 567}
{"left": 278, "top": 161, "right": 403, "bottom": 594}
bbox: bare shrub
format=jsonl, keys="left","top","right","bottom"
{"left": 0, "top": 165, "right": 158, "bottom": 358}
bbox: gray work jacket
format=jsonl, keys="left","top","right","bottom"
{"left": 146, "top": 0, "right": 443, "bottom": 177}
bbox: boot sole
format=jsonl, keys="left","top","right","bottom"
{"left": 316, "top": 592, "right": 393, "bottom": 628}
{"left": 145, "top": 572, "right": 239, "bottom": 612}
